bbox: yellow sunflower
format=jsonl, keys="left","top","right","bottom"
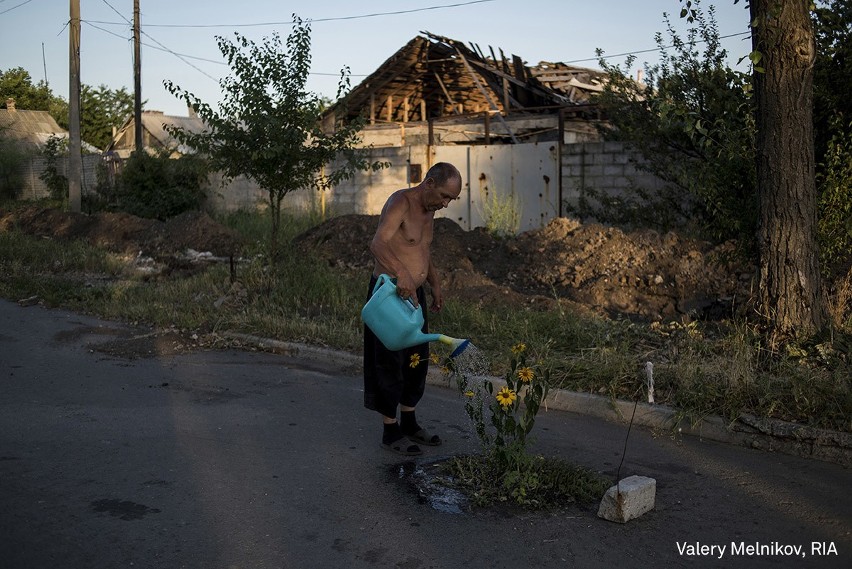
{"left": 409, "top": 353, "right": 421, "bottom": 368}
{"left": 495, "top": 386, "right": 517, "bottom": 409}
{"left": 517, "top": 367, "right": 535, "bottom": 383}
{"left": 464, "top": 390, "right": 475, "bottom": 398}
{"left": 511, "top": 342, "right": 527, "bottom": 355}
{"left": 430, "top": 352, "right": 440, "bottom": 364}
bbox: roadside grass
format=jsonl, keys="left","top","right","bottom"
{"left": 1, "top": 209, "right": 849, "bottom": 433}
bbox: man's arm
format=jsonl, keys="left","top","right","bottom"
{"left": 426, "top": 259, "right": 443, "bottom": 312}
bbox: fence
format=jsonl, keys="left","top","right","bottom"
{"left": 16, "top": 154, "right": 101, "bottom": 200}
{"left": 10, "top": 141, "right": 666, "bottom": 235}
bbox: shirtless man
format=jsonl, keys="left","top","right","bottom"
{"left": 364, "top": 162, "right": 463, "bottom": 456}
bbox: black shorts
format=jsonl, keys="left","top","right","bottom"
{"left": 363, "top": 275, "right": 429, "bottom": 418}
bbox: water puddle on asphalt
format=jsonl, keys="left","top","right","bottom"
{"left": 388, "top": 459, "right": 469, "bottom": 514}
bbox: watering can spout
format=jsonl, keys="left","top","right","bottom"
{"left": 437, "top": 335, "right": 472, "bottom": 358}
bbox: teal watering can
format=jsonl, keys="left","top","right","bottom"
{"left": 362, "top": 273, "right": 470, "bottom": 356}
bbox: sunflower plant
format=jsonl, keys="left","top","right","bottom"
{"left": 439, "top": 342, "right": 605, "bottom": 508}
{"left": 448, "top": 342, "right": 551, "bottom": 469}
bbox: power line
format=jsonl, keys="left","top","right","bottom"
{"left": 562, "top": 31, "right": 752, "bottom": 65}
{"left": 83, "top": 19, "right": 370, "bottom": 78}
{"left": 96, "top": 0, "right": 219, "bottom": 82}
{"left": 0, "top": 0, "right": 34, "bottom": 16}
{"left": 80, "top": 0, "right": 751, "bottom": 93}
{"left": 84, "top": 0, "right": 497, "bottom": 29}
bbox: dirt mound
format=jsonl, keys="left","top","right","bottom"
{"left": 295, "top": 214, "right": 755, "bottom": 321}
{"left": 1, "top": 206, "right": 243, "bottom": 258}
{"left": 1, "top": 204, "right": 755, "bottom": 322}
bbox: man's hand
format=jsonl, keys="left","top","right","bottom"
{"left": 430, "top": 287, "right": 444, "bottom": 312}
{"left": 396, "top": 272, "right": 418, "bottom": 307}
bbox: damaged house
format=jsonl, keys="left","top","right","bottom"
{"left": 320, "top": 32, "right": 662, "bottom": 232}
{"left": 102, "top": 33, "right": 660, "bottom": 227}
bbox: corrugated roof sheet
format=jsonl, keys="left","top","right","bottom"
{"left": 0, "top": 109, "right": 66, "bottom": 149}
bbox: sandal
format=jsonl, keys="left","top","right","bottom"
{"left": 381, "top": 437, "right": 423, "bottom": 456}
{"left": 405, "top": 429, "right": 442, "bottom": 446}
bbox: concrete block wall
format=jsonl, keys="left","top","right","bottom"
{"left": 17, "top": 155, "right": 100, "bottom": 200}
{"left": 561, "top": 141, "right": 665, "bottom": 214}
{"left": 323, "top": 146, "right": 429, "bottom": 215}
{"left": 209, "top": 145, "right": 426, "bottom": 217}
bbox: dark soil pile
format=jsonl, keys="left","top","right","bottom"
{"left": 0, "top": 206, "right": 243, "bottom": 258}
{"left": 1, "top": 204, "right": 756, "bottom": 322}
{"left": 295, "top": 214, "right": 756, "bottom": 322}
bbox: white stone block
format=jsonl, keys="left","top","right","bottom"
{"left": 597, "top": 475, "right": 656, "bottom": 523}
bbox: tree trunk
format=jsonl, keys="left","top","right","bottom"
{"left": 269, "top": 192, "right": 281, "bottom": 262}
{"left": 750, "top": 0, "right": 825, "bottom": 344}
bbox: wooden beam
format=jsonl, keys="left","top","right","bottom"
{"left": 403, "top": 97, "right": 409, "bottom": 123}
{"left": 386, "top": 95, "right": 393, "bottom": 122}
{"left": 433, "top": 72, "right": 461, "bottom": 115}
{"left": 467, "top": 58, "right": 554, "bottom": 99}
{"left": 420, "top": 99, "right": 426, "bottom": 121}
{"left": 484, "top": 111, "right": 490, "bottom": 145}
{"left": 369, "top": 94, "right": 375, "bottom": 125}
{"left": 503, "top": 76, "right": 510, "bottom": 110}
{"left": 451, "top": 45, "right": 519, "bottom": 143}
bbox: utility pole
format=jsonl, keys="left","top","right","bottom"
{"left": 42, "top": 43, "right": 49, "bottom": 86}
{"left": 133, "top": 0, "right": 142, "bottom": 153}
{"left": 68, "top": 0, "right": 82, "bottom": 213}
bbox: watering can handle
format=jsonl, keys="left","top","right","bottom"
{"left": 373, "top": 273, "right": 392, "bottom": 295}
{"left": 374, "top": 273, "right": 418, "bottom": 312}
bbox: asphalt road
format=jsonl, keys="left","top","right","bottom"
{"left": 1, "top": 299, "right": 850, "bottom": 569}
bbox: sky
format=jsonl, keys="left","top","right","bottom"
{"left": 0, "top": 0, "right": 754, "bottom": 117}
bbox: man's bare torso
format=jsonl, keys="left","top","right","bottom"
{"left": 373, "top": 189, "right": 434, "bottom": 288}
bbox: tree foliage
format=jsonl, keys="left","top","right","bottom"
{"left": 1, "top": 67, "right": 138, "bottom": 150}
{"left": 81, "top": 84, "right": 135, "bottom": 151}
{"left": 592, "top": 5, "right": 756, "bottom": 246}
{"left": 163, "top": 15, "right": 385, "bottom": 259}
{"left": 817, "top": 121, "right": 852, "bottom": 277}
{"left": 114, "top": 151, "right": 207, "bottom": 220}
{"left": 812, "top": 0, "right": 852, "bottom": 277}
{"left": 812, "top": 0, "right": 852, "bottom": 161}
{"left": 39, "top": 135, "right": 69, "bottom": 200}
{"left": 0, "top": 67, "right": 63, "bottom": 118}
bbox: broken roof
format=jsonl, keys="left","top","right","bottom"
{"left": 324, "top": 32, "right": 606, "bottom": 125}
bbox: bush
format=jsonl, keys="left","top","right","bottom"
{"left": 115, "top": 151, "right": 208, "bottom": 220}
{"left": 817, "top": 121, "right": 852, "bottom": 278}
{"left": 480, "top": 186, "right": 521, "bottom": 237}
{"left": 38, "top": 135, "right": 69, "bottom": 201}
{"left": 0, "top": 136, "right": 28, "bottom": 199}
{"left": 588, "top": 4, "right": 756, "bottom": 248}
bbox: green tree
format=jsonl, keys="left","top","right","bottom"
{"left": 677, "top": 0, "right": 826, "bottom": 343}
{"left": 593, "top": 4, "right": 756, "bottom": 245}
{"left": 0, "top": 67, "right": 68, "bottom": 128}
{"left": 0, "top": 67, "right": 53, "bottom": 110}
{"left": 164, "top": 15, "right": 384, "bottom": 259}
{"left": 81, "top": 84, "right": 136, "bottom": 151}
